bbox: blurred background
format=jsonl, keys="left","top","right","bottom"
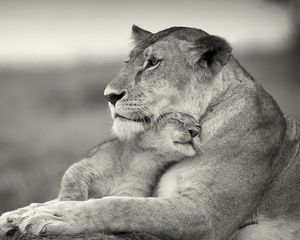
{"left": 0, "top": 0, "right": 299, "bottom": 212}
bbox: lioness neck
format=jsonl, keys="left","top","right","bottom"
{"left": 200, "top": 56, "right": 286, "bottom": 151}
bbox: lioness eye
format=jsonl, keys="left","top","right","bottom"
{"left": 124, "top": 56, "right": 130, "bottom": 63}
{"left": 145, "top": 57, "right": 161, "bottom": 70}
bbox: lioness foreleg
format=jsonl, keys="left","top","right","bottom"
{"left": 17, "top": 196, "right": 212, "bottom": 240}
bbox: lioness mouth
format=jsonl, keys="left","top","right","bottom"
{"left": 115, "top": 113, "right": 151, "bottom": 123}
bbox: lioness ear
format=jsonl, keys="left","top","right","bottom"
{"left": 131, "top": 25, "right": 153, "bottom": 44}
{"left": 191, "top": 35, "right": 232, "bottom": 75}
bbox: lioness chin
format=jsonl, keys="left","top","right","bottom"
{"left": 0, "top": 25, "right": 299, "bottom": 240}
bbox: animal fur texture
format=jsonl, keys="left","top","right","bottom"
{"left": 0, "top": 26, "right": 299, "bottom": 240}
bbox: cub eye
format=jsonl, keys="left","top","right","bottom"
{"left": 144, "top": 57, "right": 161, "bottom": 70}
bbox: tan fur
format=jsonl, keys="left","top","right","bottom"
{"left": 0, "top": 26, "right": 299, "bottom": 240}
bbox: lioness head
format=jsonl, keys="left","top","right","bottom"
{"left": 105, "top": 26, "right": 232, "bottom": 140}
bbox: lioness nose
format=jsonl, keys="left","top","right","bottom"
{"left": 105, "top": 91, "right": 126, "bottom": 106}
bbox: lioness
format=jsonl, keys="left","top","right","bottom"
{"left": 0, "top": 26, "right": 299, "bottom": 240}
{"left": 59, "top": 112, "right": 199, "bottom": 200}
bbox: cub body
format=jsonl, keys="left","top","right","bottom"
{"left": 58, "top": 112, "right": 200, "bottom": 200}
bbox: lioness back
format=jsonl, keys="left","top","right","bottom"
{"left": 234, "top": 116, "right": 300, "bottom": 240}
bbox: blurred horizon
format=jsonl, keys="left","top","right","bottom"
{"left": 0, "top": 0, "right": 293, "bottom": 65}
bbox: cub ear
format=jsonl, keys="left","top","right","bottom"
{"left": 190, "top": 35, "right": 232, "bottom": 76}
{"left": 131, "top": 25, "right": 153, "bottom": 44}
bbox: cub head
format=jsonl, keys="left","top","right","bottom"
{"left": 104, "top": 25, "right": 232, "bottom": 140}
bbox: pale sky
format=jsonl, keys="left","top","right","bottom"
{"left": 0, "top": 0, "right": 292, "bottom": 64}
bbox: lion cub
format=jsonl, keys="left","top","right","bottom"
{"left": 58, "top": 112, "right": 200, "bottom": 200}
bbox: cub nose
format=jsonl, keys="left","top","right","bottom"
{"left": 188, "top": 127, "right": 199, "bottom": 138}
{"left": 105, "top": 91, "right": 126, "bottom": 106}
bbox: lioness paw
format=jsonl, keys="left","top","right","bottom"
{"left": 18, "top": 201, "right": 89, "bottom": 235}
{"left": 19, "top": 210, "right": 62, "bottom": 235}
{"left": 0, "top": 212, "right": 19, "bottom": 237}
{"left": 0, "top": 205, "right": 40, "bottom": 237}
